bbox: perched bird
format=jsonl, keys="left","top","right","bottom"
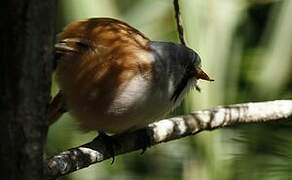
{"left": 52, "top": 17, "right": 213, "bottom": 134}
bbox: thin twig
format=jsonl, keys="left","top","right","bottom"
{"left": 47, "top": 100, "right": 292, "bottom": 179}
{"left": 173, "top": 0, "right": 186, "bottom": 45}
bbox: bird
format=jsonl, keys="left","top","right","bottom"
{"left": 52, "top": 17, "right": 213, "bottom": 135}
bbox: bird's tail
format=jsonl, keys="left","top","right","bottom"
{"left": 48, "top": 90, "right": 67, "bottom": 126}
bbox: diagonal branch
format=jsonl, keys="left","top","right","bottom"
{"left": 47, "top": 100, "right": 292, "bottom": 179}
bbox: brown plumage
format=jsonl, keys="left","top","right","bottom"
{"left": 50, "top": 17, "right": 213, "bottom": 134}
{"left": 54, "top": 18, "right": 154, "bottom": 132}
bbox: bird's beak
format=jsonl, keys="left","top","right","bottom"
{"left": 195, "top": 68, "right": 214, "bottom": 81}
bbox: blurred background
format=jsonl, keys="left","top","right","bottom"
{"left": 48, "top": 0, "right": 292, "bottom": 179}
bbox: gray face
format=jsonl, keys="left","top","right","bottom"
{"left": 149, "top": 41, "right": 202, "bottom": 102}
{"left": 149, "top": 41, "right": 201, "bottom": 68}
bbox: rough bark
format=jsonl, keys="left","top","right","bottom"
{"left": 47, "top": 100, "right": 292, "bottom": 179}
{"left": 0, "top": 1, "right": 57, "bottom": 180}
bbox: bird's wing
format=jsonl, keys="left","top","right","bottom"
{"left": 55, "top": 38, "right": 90, "bottom": 56}
{"left": 55, "top": 18, "right": 150, "bottom": 59}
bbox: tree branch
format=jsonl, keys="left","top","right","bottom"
{"left": 47, "top": 100, "right": 292, "bottom": 179}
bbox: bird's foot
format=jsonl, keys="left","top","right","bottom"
{"left": 137, "top": 129, "right": 152, "bottom": 155}
{"left": 96, "top": 131, "right": 119, "bottom": 164}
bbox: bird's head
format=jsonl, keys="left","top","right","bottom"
{"left": 149, "top": 41, "right": 214, "bottom": 102}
